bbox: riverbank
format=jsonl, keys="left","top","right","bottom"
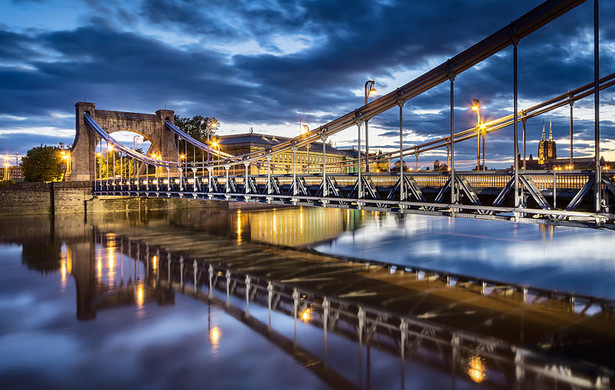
{"left": 0, "top": 181, "right": 270, "bottom": 216}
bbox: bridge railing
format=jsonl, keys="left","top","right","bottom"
{"left": 95, "top": 170, "right": 600, "bottom": 192}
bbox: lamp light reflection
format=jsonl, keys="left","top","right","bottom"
{"left": 152, "top": 255, "right": 158, "bottom": 270}
{"left": 97, "top": 255, "right": 103, "bottom": 279}
{"left": 61, "top": 262, "right": 67, "bottom": 286}
{"left": 108, "top": 250, "right": 115, "bottom": 269}
{"left": 136, "top": 283, "right": 144, "bottom": 307}
{"left": 467, "top": 355, "right": 486, "bottom": 383}
{"left": 236, "top": 210, "right": 242, "bottom": 245}
{"left": 301, "top": 308, "right": 311, "bottom": 322}
{"left": 209, "top": 326, "right": 221, "bottom": 346}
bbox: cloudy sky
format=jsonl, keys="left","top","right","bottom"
{"left": 1, "top": 0, "right": 614, "bottom": 169}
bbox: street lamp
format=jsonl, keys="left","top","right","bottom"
{"left": 3, "top": 156, "right": 8, "bottom": 181}
{"left": 480, "top": 123, "right": 487, "bottom": 171}
{"left": 301, "top": 124, "right": 310, "bottom": 173}
{"left": 133, "top": 135, "right": 141, "bottom": 151}
{"left": 61, "top": 150, "right": 71, "bottom": 181}
{"left": 364, "top": 80, "right": 377, "bottom": 172}
{"left": 203, "top": 119, "right": 218, "bottom": 163}
{"left": 105, "top": 144, "right": 114, "bottom": 182}
{"left": 471, "top": 99, "right": 481, "bottom": 170}
{"left": 210, "top": 140, "right": 220, "bottom": 176}
{"left": 210, "top": 141, "right": 219, "bottom": 155}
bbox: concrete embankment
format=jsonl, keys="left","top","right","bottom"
{"left": 0, "top": 181, "right": 265, "bottom": 216}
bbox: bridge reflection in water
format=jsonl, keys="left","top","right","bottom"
{"left": 237, "top": 207, "right": 355, "bottom": 247}
{"left": 74, "top": 216, "right": 615, "bottom": 390}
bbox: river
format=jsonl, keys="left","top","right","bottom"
{"left": 1, "top": 206, "right": 614, "bottom": 389}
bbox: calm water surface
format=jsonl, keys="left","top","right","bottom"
{"left": 1, "top": 207, "right": 614, "bottom": 389}
{"left": 313, "top": 210, "right": 615, "bottom": 298}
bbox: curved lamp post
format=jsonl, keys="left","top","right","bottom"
{"left": 471, "top": 99, "right": 481, "bottom": 170}
{"left": 364, "top": 80, "right": 377, "bottom": 172}
{"left": 206, "top": 119, "right": 218, "bottom": 163}
{"left": 301, "top": 124, "right": 310, "bottom": 173}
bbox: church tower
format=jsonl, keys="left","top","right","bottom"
{"left": 538, "top": 119, "right": 557, "bottom": 165}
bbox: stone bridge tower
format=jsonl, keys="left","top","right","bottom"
{"left": 70, "top": 102, "right": 179, "bottom": 181}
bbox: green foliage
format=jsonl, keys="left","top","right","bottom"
{"left": 173, "top": 114, "right": 219, "bottom": 143}
{"left": 374, "top": 150, "right": 389, "bottom": 172}
{"left": 392, "top": 158, "right": 409, "bottom": 172}
{"left": 21, "top": 145, "right": 64, "bottom": 182}
{"left": 0, "top": 179, "right": 16, "bottom": 187}
{"left": 96, "top": 149, "right": 143, "bottom": 179}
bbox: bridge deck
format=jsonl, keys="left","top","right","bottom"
{"left": 94, "top": 169, "right": 615, "bottom": 229}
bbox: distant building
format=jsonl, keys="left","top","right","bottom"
{"left": 550, "top": 156, "right": 606, "bottom": 170}
{"left": 523, "top": 122, "right": 611, "bottom": 170}
{"left": 3, "top": 166, "right": 23, "bottom": 180}
{"left": 433, "top": 160, "right": 448, "bottom": 172}
{"left": 538, "top": 120, "right": 557, "bottom": 165}
{"left": 218, "top": 132, "right": 354, "bottom": 174}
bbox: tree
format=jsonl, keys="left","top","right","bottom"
{"left": 374, "top": 150, "right": 389, "bottom": 172}
{"left": 392, "top": 158, "right": 409, "bottom": 172}
{"left": 21, "top": 145, "right": 64, "bottom": 182}
{"left": 173, "top": 114, "right": 219, "bottom": 143}
{"left": 96, "top": 149, "right": 142, "bottom": 179}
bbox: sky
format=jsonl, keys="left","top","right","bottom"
{"left": 1, "top": 0, "right": 614, "bottom": 169}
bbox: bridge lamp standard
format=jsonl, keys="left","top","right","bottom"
{"left": 480, "top": 123, "right": 487, "bottom": 171}
{"left": 471, "top": 99, "right": 482, "bottom": 170}
{"left": 206, "top": 119, "right": 218, "bottom": 163}
{"left": 210, "top": 141, "right": 220, "bottom": 176}
{"left": 132, "top": 135, "right": 141, "bottom": 151}
{"left": 3, "top": 156, "right": 9, "bottom": 181}
{"left": 150, "top": 153, "right": 160, "bottom": 176}
{"left": 301, "top": 124, "right": 310, "bottom": 173}
{"left": 60, "top": 150, "right": 71, "bottom": 181}
{"left": 210, "top": 140, "right": 220, "bottom": 157}
{"left": 364, "top": 80, "right": 377, "bottom": 172}
{"left": 106, "top": 144, "right": 114, "bottom": 182}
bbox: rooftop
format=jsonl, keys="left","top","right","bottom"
{"left": 219, "top": 132, "right": 352, "bottom": 155}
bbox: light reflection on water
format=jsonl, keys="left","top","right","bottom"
{"left": 308, "top": 212, "right": 615, "bottom": 298}
{"left": 220, "top": 206, "right": 615, "bottom": 298}
{"left": 1, "top": 208, "right": 614, "bottom": 389}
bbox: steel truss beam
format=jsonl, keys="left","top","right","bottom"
{"left": 94, "top": 170, "right": 615, "bottom": 229}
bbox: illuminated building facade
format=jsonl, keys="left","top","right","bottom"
{"left": 4, "top": 166, "right": 23, "bottom": 180}
{"left": 218, "top": 133, "right": 354, "bottom": 174}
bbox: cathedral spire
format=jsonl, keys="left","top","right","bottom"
{"left": 549, "top": 119, "right": 553, "bottom": 141}
{"left": 541, "top": 120, "right": 545, "bottom": 141}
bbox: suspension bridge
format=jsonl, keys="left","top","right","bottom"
{"left": 72, "top": 0, "right": 614, "bottom": 228}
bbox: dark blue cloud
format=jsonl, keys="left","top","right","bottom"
{"left": 0, "top": 0, "right": 614, "bottom": 167}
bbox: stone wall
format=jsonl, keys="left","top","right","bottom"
{"left": 0, "top": 181, "right": 274, "bottom": 217}
{"left": 0, "top": 182, "right": 52, "bottom": 216}
{"left": 84, "top": 196, "right": 227, "bottom": 214}
{"left": 52, "top": 181, "right": 94, "bottom": 214}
